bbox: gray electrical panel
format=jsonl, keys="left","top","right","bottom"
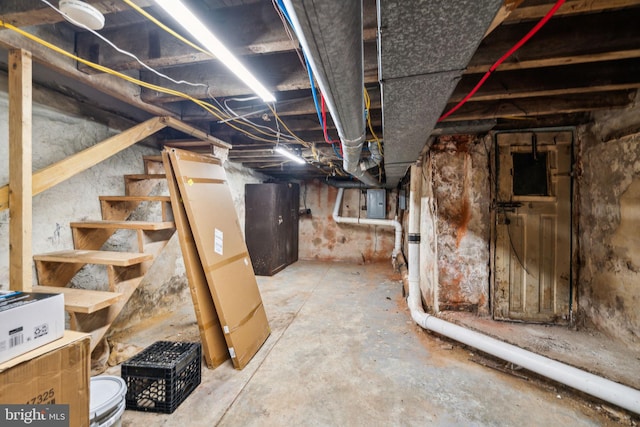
{"left": 367, "top": 189, "right": 386, "bottom": 219}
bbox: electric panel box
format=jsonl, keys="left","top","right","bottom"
{"left": 366, "top": 189, "right": 386, "bottom": 219}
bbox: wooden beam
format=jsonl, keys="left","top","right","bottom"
{"left": 161, "top": 117, "right": 232, "bottom": 149}
{"left": 467, "top": 9, "right": 640, "bottom": 73}
{"left": 75, "top": 0, "right": 378, "bottom": 74}
{"left": 76, "top": 3, "right": 294, "bottom": 74}
{"left": 0, "top": 24, "right": 174, "bottom": 119}
{"left": 9, "top": 49, "right": 32, "bottom": 291}
{"left": 0, "top": 0, "right": 154, "bottom": 28}
{"left": 141, "top": 43, "right": 379, "bottom": 102}
{"left": 504, "top": 0, "right": 640, "bottom": 24}
{"left": 485, "top": 0, "right": 525, "bottom": 37}
{"left": 452, "top": 58, "right": 640, "bottom": 102}
{"left": 0, "top": 117, "right": 166, "bottom": 212}
{"left": 441, "top": 90, "right": 634, "bottom": 122}
{"left": 180, "top": 87, "right": 382, "bottom": 121}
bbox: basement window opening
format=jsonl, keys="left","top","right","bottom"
{"left": 512, "top": 152, "right": 548, "bottom": 196}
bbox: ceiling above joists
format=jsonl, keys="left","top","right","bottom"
{"left": 1, "top": 0, "right": 639, "bottom": 184}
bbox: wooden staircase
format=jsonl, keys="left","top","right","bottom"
{"left": 32, "top": 156, "right": 174, "bottom": 355}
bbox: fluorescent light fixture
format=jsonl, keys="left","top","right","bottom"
{"left": 154, "top": 0, "right": 276, "bottom": 103}
{"left": 276, "top": 146, "right": 306, "bottom": 164}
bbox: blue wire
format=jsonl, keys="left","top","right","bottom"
{"left": 305, "top": 56, "right": 324, "bottom": 127}
{"left": 277, "top": 0, "right": 327, "bottom": 140}
{"left": 332, "top": 144, "right": 343, "bottom": 159}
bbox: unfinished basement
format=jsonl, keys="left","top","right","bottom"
{"left": 0, "top": 0, "right": 639, "bottom": 426}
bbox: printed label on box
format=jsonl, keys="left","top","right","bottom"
{"left": 214, "top": 229, "right": 223, "bottom": 255}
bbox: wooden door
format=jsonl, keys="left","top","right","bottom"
{"left": 494, "top": 132, "right": 572, "bottom": 323}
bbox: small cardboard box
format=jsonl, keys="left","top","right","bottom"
{"left": 0, "top": 291, "right": 65, "bottom": 364}
{"left": 0, "top": 331, "right": 90, "bottom": 427}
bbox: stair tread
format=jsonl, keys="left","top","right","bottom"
{"left": 99, "top": 195, "right": 170, "bottom": 202}
{"left": 32, "top": 286, "right": 122, "bottom": 314}
{"left": 33, "top": 250, "right": 153, "bottom": 266}
{"left": 124, "top": 174, "right": 166, "bottom": 180}
{"left": 70, "top": 220, "right": 175, "bottom": 230}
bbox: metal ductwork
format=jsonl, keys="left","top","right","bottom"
{"left": 378, "top": 0, "right": 503, "bottom": 187}
{"left": 282, "top": 0, "right": 379, "bottom": 187}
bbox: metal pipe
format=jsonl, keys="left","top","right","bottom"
{"left": 406, "top": 165, "right": 640, "bottom": 415}
{"left": 360, "top": 141, "right": 383, "bottom": 171}
{"left": 325, "top": 179, "right": 375, "bottom": 189}
{"left": 332, "top": 188, "right": 401, "bottom": 260}
{"left": 408, "top": 164, "right": 422, "bottom": 310}
{"left": 282, "top": 0, "right": 379, "bottom": 186}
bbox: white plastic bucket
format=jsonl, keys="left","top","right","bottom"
{"left": 90, "top": 376, "right": 127, "bottom": 427}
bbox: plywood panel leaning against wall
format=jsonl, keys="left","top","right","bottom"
{"left": 162, "top": 151, "right": 229, "bottom": 369}
{"left": 166, "top": 148, "right": 270, "bottom": 369}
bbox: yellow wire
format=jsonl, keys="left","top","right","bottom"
{"left": 0, "top": 16, "right": 332, "bottom": 170}
{"left": 364, "top": 88, "right": 383, "bottom": 155}
{"left": 122, "top": 0, "right": 313, "bottom": 149}
{"left": 267, "top": 104, "right": 311, "bottom": 148}
{"left": 121, "top": 0, "right": 212, "bottom": 58}
{"left": 0, "top": 21, "right": 299, "bottom": 145}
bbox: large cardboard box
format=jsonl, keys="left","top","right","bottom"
{"left": 0, "top": 291, "right": 65, "bottom": 363}
{"left": 0, "top": 331, "right": 90, "bottom": 427}
{"left": 166, "top": 149, "right": 270, "bottom": 369}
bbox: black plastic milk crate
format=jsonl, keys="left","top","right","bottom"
{"left": 121, "top": 341, "right": 202, "bottom": 414}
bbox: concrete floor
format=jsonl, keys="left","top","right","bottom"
{"left": 108, "top": 261, "right": 634, "bottom": 426}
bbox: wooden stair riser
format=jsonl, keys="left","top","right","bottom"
{"left": 107, "top": 264, "right": 144, "bottom": 291}
{"left": 72, "top": 228, "right": 113, "bottom": 251}
{"left": 124, "top": 174, "right": 166, "bottom": 196}
{"left": 138, "top": 229, "right": 174, "bottom": 273}
{"left": 72, "top": 224, "right": 174, "bottom": 254}
{"left": 35, "top": 261, "right": 84, "bottom": 287}
{"left": 143, "top": 156, "right": 165, "bottom": 174}
{"left": 100, "top": 198, "right": 172, "bottom": 222}
{"left": 100, "top": 200, "right": 142, "bottom": 222}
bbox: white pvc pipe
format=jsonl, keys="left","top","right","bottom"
{"left": 332, "top": 188, "right": 402, "bottom": 260}
{"left": 406, "top": 165, "right": 640, "bottom": 415}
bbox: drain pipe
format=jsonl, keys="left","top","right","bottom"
{"left": 332, "top": 188, "right": 401, "bottom": 261}
{"left": 282, "top": 0, "right": 379, "bottom": 187}
{"left": 406, "top": 164, "right": 640, "bottom": 415}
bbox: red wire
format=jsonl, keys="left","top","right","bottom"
{"left": 321, "top": 93, "right": 343, "bottom": 155}
{"left": 438, "top": 0, "right": 566, "bottom": 122}
{"left": 321, "top": 93, "right": 329, "bottom": 142}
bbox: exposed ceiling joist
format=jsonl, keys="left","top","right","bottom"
{"left": 1, "top": 0, "right": 639, "bottom": 183}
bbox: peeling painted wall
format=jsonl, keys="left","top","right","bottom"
{"left": 419, "top": 157, "right": 439, "bottom": 312}
{"left": 429, "top": 135, "right": 490, "bottom": 314}
{"left": 298, "top": 180, "right": 397, "bottom": 263}
{"left": 577, "top": 125, "right": 640, "bottom": 351}
{"left": 0, "top": 86, "right": 267, "bottom": 333}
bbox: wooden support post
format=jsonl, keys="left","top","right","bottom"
{"left": 9, "top": 49, "right": 33, "bottom": 291}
